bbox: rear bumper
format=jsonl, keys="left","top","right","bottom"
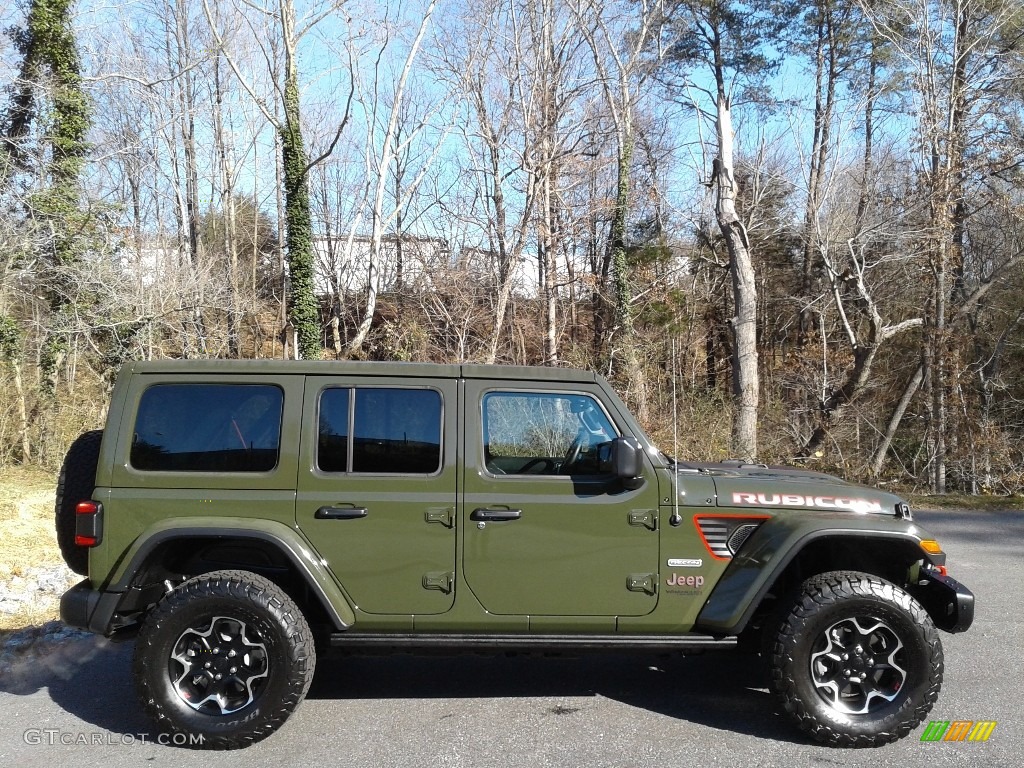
{"left": 911, "top": 569, "right": 975, "bottom": 633}
{"left": 60, "top": 579, "right": 122, "bottom": 635}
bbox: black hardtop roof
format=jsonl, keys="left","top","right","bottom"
{"left": 124, "top": 359, "right": 602, "bottom": 384}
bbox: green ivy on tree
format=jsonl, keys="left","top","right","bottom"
{"left": 281, "top": 76, "right": 321, "bottom": 361}
{"left": 2, "top": 0, "right": 91, "bottom": 397}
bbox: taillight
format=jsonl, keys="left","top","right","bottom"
{"left": 75, "top": 500, "right": 103, "bottom": 547}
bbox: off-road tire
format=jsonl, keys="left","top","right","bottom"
{"left": 134, "top": 570, "right": 315, "bottom": 749}
{"left": 54, "top": 429, "right": 103, "bottom": 575}
{"left": 768, "top": 570, "right": 943, "bottom": 748}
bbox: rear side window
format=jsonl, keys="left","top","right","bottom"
{"left": 131, "top": 384, "right": 283, "bottom": 472}
{"left": 318, "top": 388, "right": 442, "bottom": 474}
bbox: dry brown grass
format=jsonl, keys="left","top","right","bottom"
{"left": 0, "top": 466, "right": 59, "bottom": 572}
{"left": 0, "top": 465, "right": 67, "bottom": 631}
{"left": 0, "top": 604, "right": 63, "bottom": 635}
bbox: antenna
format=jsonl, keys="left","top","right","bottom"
{"left": 670, "top": 337, "right": 682, "bottom": 527}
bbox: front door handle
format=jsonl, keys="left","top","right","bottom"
{"left": 470, "top": 508, "right": 522, "bottom": 522}
{"left": 315, "top": 506, "right": 369, "bottom": 520}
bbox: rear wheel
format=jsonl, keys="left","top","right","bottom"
{"left": 768, "top": 570, "right": 943, "bottom": 747}
{"left": 134, "top": 570, "right": 315, "bottom": 749}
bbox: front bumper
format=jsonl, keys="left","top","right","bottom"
{"left": 911, "top": 569, "right": 975, "bottom": 633}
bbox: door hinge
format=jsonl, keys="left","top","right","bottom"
{"left": 628, "top": 509, "right": 657, "bottom": 531}
{"left": 627, "top": 573, "right": 657, "bottom": 595}
{"left": 422, "top": 571, "right": 454, "bottom": 593}
{"left": 424, "top": 507, "right": 454, "bottom": 527}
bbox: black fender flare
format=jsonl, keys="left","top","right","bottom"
{"left": 92, "top": 521, "right": 356, "bottom": 634}
{"left": 694, "top": 528, "right": 942, "bottom": 636}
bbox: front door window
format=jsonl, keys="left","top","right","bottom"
{"left": 482, "top": 392, "right": 617, "bottom": 476}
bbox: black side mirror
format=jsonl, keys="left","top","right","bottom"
{"left": 611, "top": 436, "right": 645, "bottom": 490}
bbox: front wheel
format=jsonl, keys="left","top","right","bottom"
{"left": 134, "top": 570, "right": 315, "bottom": 749}
{"left": 767, "top": 570, "right": 943, "bottom": 747}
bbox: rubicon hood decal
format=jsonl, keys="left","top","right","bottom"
{"left": 731, "top": 491, "right": 883, "bottom": 514}
{"left": 692, "top": 463, "right": 902, "bottom": 515}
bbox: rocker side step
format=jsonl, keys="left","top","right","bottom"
{"left": 329, "top": 632, "right": 737, "bottom": 652}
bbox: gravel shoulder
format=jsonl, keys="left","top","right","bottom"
{"left": 0, "top": 465, "right": 83, "bottom": 674}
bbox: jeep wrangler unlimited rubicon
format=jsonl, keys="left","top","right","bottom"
{"left": 57, "top": 360, "right": 974, "bottom": 749}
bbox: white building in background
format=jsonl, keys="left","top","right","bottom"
{"left": 451, "top": 246, "right": 540, "bottom": 296}
{"left": 311, "top": 234, "right": 540, "bottom": 297}
{"left": 117, "top": 231, "right": 544, "bottom": 299}
{"left": 311, "top": 233, "right": 450, "bottom": 295}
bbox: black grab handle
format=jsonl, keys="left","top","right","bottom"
{"left": 315, "top": 506, "right": 369, "bottom": 520}
{"left": 470, "top": 508, "right": 522, "bottom": 522}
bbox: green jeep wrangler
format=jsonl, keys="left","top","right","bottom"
{"left": 57, "top": 361, "right": 973, "bottom": 749}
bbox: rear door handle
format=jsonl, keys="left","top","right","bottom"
{"left": 315, "top": 506, "right": 369, "bottom": 520}
{"left": 470, "top": 508, "right": 522, "bottom": 522}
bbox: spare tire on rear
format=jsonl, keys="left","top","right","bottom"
{"left": 55, "top": 429, "right": 103, "bottom": 575}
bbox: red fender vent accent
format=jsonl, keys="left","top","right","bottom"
{"left": 694, "top": 515, "right": 770, "bottom": 561}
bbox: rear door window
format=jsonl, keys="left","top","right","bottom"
{"left": 318, "top": 387, "right": 442, "bottom": 474}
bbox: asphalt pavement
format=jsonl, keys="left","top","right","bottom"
{"left": 1, "top": 508, "right": 1021, "bottom": 767}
